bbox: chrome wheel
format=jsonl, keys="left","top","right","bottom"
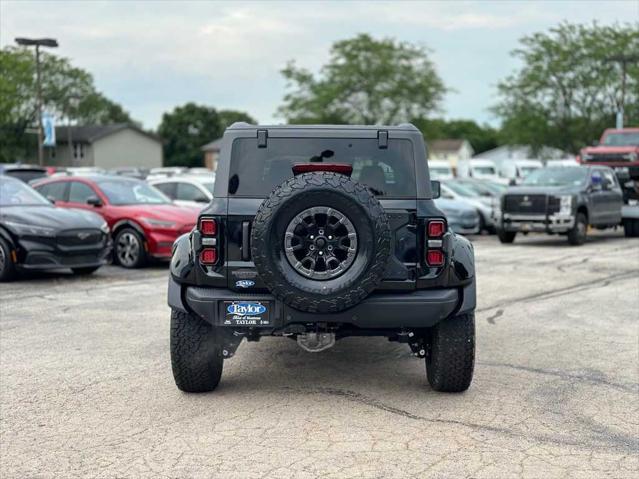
{"left": 116, "top": 231, "right": 141, "bottom": 267}
{"left": 284, "top": 206, "right": 358, "bottom": 280}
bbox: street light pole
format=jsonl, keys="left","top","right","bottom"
{"left": 15, "top": 37, "right": 58, "bottom": 166}
{"left": 604, "top": 53, "right": 639, "bottom": 129}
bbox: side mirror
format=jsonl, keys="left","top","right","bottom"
{"left": 509, "top": 178, "right": 517, "bottom": 186}
{"left": 87, "top": 196, "right": 103, "bottom": 207}
{"left": 46, "top": 195, "right": 56, "bottom": 204}
{"left": 196, "top": 195, "right": 209, "bottom": 203}
{"left": 431, "top": 180, "right": 441, "bottom": 199}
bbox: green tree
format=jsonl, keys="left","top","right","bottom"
{"left": 158, "top": 103, "right": 222, "bottom": 167}
{"left": 0, "top": 46, "right": 134, "bottom": 162}
{"left": 494, "top": 22, "right": 639, "bottom": 154}
{"left": 412, "top": 118, "right": 499, "bottom": 154}
{"left": 278, "top": 34, "right": 447, "bottom": 125}
{"left": 217, "top": 109, "right": 257, "bottom": 130}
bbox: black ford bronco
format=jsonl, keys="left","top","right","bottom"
{"left": 168, "top": 124, "right": 476, "bottom": 393}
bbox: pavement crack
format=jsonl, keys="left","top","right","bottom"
{"left": 485, "top": 309, "right": 503, "bottom": 324}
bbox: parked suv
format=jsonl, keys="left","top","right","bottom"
{"left": 497, "top": 165, "right": 624, "bottom": 245}
{"left": 168, "top": 124, "right": 477, "bottom": 393}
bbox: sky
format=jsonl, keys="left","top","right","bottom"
{"left": 1, "top": 0, "right": 637, "bottom": 130}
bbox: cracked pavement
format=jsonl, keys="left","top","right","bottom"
{"left": 1, "top": 231, "right": 638, "bottom": 478}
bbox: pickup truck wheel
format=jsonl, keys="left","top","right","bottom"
{"left": 0, "top": 237, "right": 17, "bottom": 282}
{"left": 170, "top": 309, "right": 223, "bottom": 393}
{"left": 497, "top": 229, "right": 516, "bottom": 244}
{"left": 252, "top": 171, "right": 391, "bottom": 313}
{"left": 624, "top": 218, "right": 639, "bottom": 238}
{"left": 426, "top": 313, "right": 475, "bottom": 392}
{"left": 567, "top": 212, "right": 587, "bottom": 246}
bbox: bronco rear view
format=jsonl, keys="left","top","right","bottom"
{"left": 168, "top": 123, "right": 476, "bottom": 393}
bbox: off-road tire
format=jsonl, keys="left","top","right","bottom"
{"left": 0, "top": 237, "right": 17, "bottom": 282}
{"left": 567, "top": 212, "right": 587, "bottom": 246}
{"left": 497, "top": 229, "right": 516, "bottom": 244}
{"left": 426, "top": 313, "right": 475, "bottom": 392}
{"left": 170, "top": 309, "right": 223, "bottom": 393}
{"left": 251, "top": 171, "right": 391, "bottom": 313}
{"left": 71, "top": 266, "right": 101, "bottom": 275}
{"left": 623, "top": 218, "right": 639, "bottom": 238}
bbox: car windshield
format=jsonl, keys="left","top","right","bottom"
{"left": 602, "top": 132, "right": 639, "bottom": 146}
{"left": 430, "top": 167, "right": 452, "bottom": 178}
{"left": 201, "top": 182, "right": 215, "bottom": 194}
{"left": 443, "top": 181, "right": 480, "bottom": 198}
{"left": 472, "top": 166, "right": 496, "bottom": 175}
{"left": 0, "top": 178, "right": 50, "bottom": 206}
{"left": 229, "top": 137, "right": 416, "bottom": 198}
{"left": 96, "top": 179, "right": 170, "bottom": 205}
{"left": 522, "top": 168, "right": 588, "bottom": 187}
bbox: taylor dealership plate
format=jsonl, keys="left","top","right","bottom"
{"left": 222, "top": 301, "right": 271, "bottom": 327}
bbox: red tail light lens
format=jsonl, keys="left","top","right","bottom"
{"left": 428, "top": 220, "right": 445, "bottom": 238}
{"left": 426, "top": 250, "right": 444, "bottom": 266}
{"left": 200, "top": 248, "right": 218, "bottom": 265}
{"left": 199, "top": 218, "right": 217, "bottom": 236}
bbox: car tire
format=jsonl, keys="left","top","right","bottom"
{"left": 623, "top": 218, "right": 639, "bottom": 238}
{"left": 567, "top": 212, "right": 587, "bottom": 246}
{"left": 71, "top": 266, "right": 101, "bottom": 275}
{"left": 497, "top": 229, "right": 516, "bottom": 244}
{"left": 251, "top": 171, "right": 392, "bottom": 313}
{"left": 170, "top": 309, "right": 223, "bottom": 393}
{"left": 426, "top": 313, "right": 475, "bottom": 393}
{"left": 0, "top": 237, "right": 17, "bottom": 282}
{"left": 114, "top": 227, "right": 147, "bottom": 268}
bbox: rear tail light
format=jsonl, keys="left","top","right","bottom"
{"left": 199, "top": 217, "right": 217, "bottom": 236}
{"left": 426, "top": 249, "right": 444, "bottom": 266}
{"left": 425, "top": 219, "right": 446, "bottom": 267}
{"left": 200, "top": 248, "right": 218, "bottom": 265}
{"left": 428, "top": 220, "right": 445, "bottom": 238}
{"left": 292, "top": 163, "right": 353, "bottom": 176}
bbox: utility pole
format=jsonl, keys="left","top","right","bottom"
{"left": 604, "top": 53, "right": 639, "bottom": 129}
{"left": 15, "top": 37, "right": 58, "bottom": 166}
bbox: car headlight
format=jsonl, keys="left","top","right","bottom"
{"left": 559, "top": 195, "right": 573, "bottom": 214}
{"left": 100, "top": 222, "right": 110, "bottom": 234}
{"left": 4, "top": 221, "right": 56, "bottom": 237}
{"left": 623, "top": 152, "right": 637, "bottom": 161}
{"left": 140, "top": 217, "right": 177, "bottom": 228}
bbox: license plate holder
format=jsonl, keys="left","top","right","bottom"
{"left": 221, "top": 301, "right": 272, "bottom": 327}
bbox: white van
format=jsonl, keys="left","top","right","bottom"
{"left": 457, "top": 159, "right": 499, "bottom": 181}
{"left": 499, "top": 159, "right": 543, "bottom": 184}
{"left": 428, "top": 160, "right": 454, "bottom": 180}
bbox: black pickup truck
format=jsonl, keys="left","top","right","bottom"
{"left": 168, "top": 123, "right": 476, "bottom": 393}
{"left": 497, "top": 165, "right": 624, "bottom": 245}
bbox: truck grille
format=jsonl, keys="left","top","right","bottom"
{"left": 503, "top": 194, "right": 547, "bottom": 214}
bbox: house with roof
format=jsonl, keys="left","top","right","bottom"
{"left": 201, "top": 138, "right": 224, "bottom": 171}
{"left": 427, "top": 139, "right": 474, "bottom": 171}
{"left": 42, "top": 124, "right": 163, "bottom": 169}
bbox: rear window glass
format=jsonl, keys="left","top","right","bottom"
{"left": 228, "top": 138, "right": 416, "bottom": 198}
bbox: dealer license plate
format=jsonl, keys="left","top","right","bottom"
{"left": 222, "top": 301, "right": 271, "bottom": 327}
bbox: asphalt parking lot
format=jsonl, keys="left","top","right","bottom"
{"left": 1, "top": 231, "right": 638, "bottom": 478}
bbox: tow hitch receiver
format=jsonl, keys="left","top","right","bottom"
{"left": 297, "top": 332, "right": 336, "bottom": 353}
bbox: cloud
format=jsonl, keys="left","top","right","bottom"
{"left": 1, "top": 0, "right": 635, "bottom": 128}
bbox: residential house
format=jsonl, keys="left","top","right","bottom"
{"left": 201, "top": 138, "right": 224, "bottom": 171}
{"left": 43, "top": 124, "right": 163, "bottom": 169}
{"left": 428, "top": 139, "right": 474, "bottom": 172}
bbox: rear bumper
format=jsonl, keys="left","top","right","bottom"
{"left": 168, "top": 278, "right": 475, "bottom": 330}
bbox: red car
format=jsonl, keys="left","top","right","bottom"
{"left": 33, "top": 175, "right": 199, "bottom": 268}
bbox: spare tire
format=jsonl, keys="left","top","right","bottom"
{"left": 251, "top": 171, "right": 391, "bottom": 313}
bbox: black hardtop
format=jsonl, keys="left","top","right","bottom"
{"left": 213, "top": 123, "right": 434, "bottom": 199}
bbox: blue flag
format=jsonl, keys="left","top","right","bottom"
{"left": 42, "top": 113, "right": 56, "bottom": 147}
